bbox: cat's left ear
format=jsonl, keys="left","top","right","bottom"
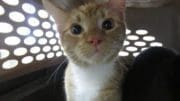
{"left": 42, "top": 0, "right": 69, "bottom": 31}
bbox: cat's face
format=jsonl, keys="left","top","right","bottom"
{"left": 43, "top": 0, "right": 126, "bottom": 66}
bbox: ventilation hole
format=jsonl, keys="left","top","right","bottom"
{"left": 150, "top": 42, "right": 163, "bottom": 47}
{"left": 17, "top": 26, "right": 31, "bottom": 36}
{"left": 61, "top": 46, "right": 65, "bottom": 51}
{"left": 28, "top": 17, "right": 40, "bottom": 27}
{"left": 47, "top": 52, "right": 55, "bottom": 59}
{"left": 30, "top": 46, "right": 41, "bottom": 54}
{"left": 53, "top": 45, "right": 60, "bottom": 51}
{"left": 45, "top": 31, "right": 54, "bottom": 38}
{"left": 56, "top": 51, "right": 63, "bottom": 57}
{"left": 143, "top": 36, "right": 155, "bottom": 41}
{"left": 49, "top": 38, "right": 57, "bottom": 45}
{"left": 134, "top": 41, "right": 146, "bottom": 47}
{"left": 43, "top": 45, "right": 51, "bottom": 53}
{"left": 118, "top": 51, "right": 129, "bottom": 57}
{"left": 133, "top": 52, "right": 140, "bottom": 57}
{"left": 42, "top": 21, "right": 51, "bottom": 29}
{"left": 22, "top": 56, "right": 34, "bottom": 64}
{"left": 38, "top": 38, "right": 48, "bottom": 45}
{"left": 52, "top": 24, "right": 57, "bottom": 31}
{"left": 49, "top": 16, "right": 55, "bottom": 22}
{"left": 24, "top": 36, "right": 36, "bottom": 46}
{"left": 127, "top": 35, "right": 139, "bottom": 41}
{"left": 136, "top": 29, "right": 148, "bottom": 35}
{"left": 0, "top": 5, "right": 5, "bottom": 16}
{"left": 5, "top": 36, "right": 21, "bottom": 46}
{"left": 126, "top": 29, "right": 131, "bottom": 35}
{"left": 58, "top": 40, "right": 61, "bottom": 45}
{"left": 2, "top": 59, "right": 18, "bottom": 70}
{"left": 9, "top": 11, "right": 25, "bottom": 22}
{"left": 33, "top": 29, "right": 44, "bottom": 37}
{"left": 126, "top": 46, "right": 138, "bottom": 52}
{"left": 2, "top": 0, "right": 19, "bottom": 6}
{"left": 123, "top": 40, "right": 130, "bottom": 46}
{"left": 14, "top": 47, "right": 27, "bottom": 56}
{"left": 36, "top": 53, "right": 45, "bottom": 61}
{"left": 55, "top": 32, "right": 60, "bottom": 39}
{"left": 141, "top": 47, "right": 149, "bottom": 51}
{"left": 0, "top": 22, "right": 13, "bottom": 34}
{"left": 38, "top": 9, "right": 49, "bottom": 19}
{"left": 0, "top": 49, "right": 10, "bottom": 59}
{"left": 22, "top": 3, "right": 36, "bottom": 14}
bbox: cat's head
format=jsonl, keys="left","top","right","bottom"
{"left": 43, "top": 0, "right": 126, "bottom": 66}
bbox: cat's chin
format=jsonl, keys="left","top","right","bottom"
{"left": 81, "top": 52, "right": 116, "bottom": 66}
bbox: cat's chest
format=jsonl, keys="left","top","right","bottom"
{"left": 70, "top": 63, "right": 115, "bottom": 101}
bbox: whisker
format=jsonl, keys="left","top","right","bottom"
{"left": 46, "top": 58, "right": 68, "bottom": 85}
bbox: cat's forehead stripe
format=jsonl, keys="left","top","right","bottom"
{"left": 77, "top": 3, "right": 103, "bottom": 18}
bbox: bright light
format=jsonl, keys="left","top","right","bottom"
{"left": 123, "top": 40, "right": 130, "bottom": 46}
{"left": 9, "top": 11, "right": 25, "bottom": 22}
{"left": 45, "top": 31, "right": 54, "bottom": 38}
{"left": 47, "top": 52, "right": 55, "bottom": 58}
{"left": 126, "top": 46, "right": 138, "bottom": 52}
{"left": 141, "top": 47, "right": 149, "bottom": 51}
{"left": 118, "top": 51, "right": 129, "bottom": 57}
{"left": 38, "top": 38, "right": 48, "bottom": 45}
{"left": 49, "top": 16, "right": 55, "bottom": 22}
{"left": 49, "top": 39, "right": 57, "bottom": 45}
{"left": 0, "top": 49, "right": 10, "bottom": 59}
{"left": 0, "top": 5, "right": 5, "bottom": 16}
{"left": 0, "top": 22, "right": 13, "bottom": 34}
{"left": 21, "top": 56, "right": 34, "bottom": 64}
{"left": 33, "top": 29, "right": 44, "bottom": 37}
{"left": 42, "top": 21, "right": 51, "bottom": 29}
{"left": 55, "top": 32, "right": 60, "bottom": 39}
{"left": 36, "top": 54, "right": 45, "bottom": 61}
{"left": 134, "top": 41, "right": 146, "bottom": 47}
{"left": 22, "top": 3, "right": 36, "bottom": 14}
{"left": 126, "top": 29, "right": 131, "bottom": 35}
{"left": 17, "top": 26, "right": 31, "bottom": 36}
{"left": 43, "top": 45, "right": 51, "bottom": 53}
{"left": 136, "top": 29, "right": 148, "bottom": 35}
{"left": 2, "top": 59, "right": 18, "bottom": 70}
{"left": 143, "top": 36, "right": 155, "bottom": 41}
{"left": 52, "top": 24, "right": 57, "bottom": 31}
{"left": 53, "top": 45, "right": 60, "bottom": 51}
{"left": 5, "top": 36, "right": 21, "bottom": 46}
{"left": 24, "top": 36, "right": 36, "bottom": 46}
{"left": 150, "top": 42, "right": 163, "bottom": 47}
{"left": 127, "top": 35, "right": 139, "bottom": 41}
{"left": 56, "top": 51, "right": 63, "bottom": 57}
{"left": 38, "top": 9, "right": 49, "bottom": 19}
{"left": 133, "top": 52, "right": 140, "bottom": 57}
{"left": 28, "top": 17, "right": 40, "bottom": 27}
{"left": 30, "top": 46, "right": 41, "bottom": 54}
{"left": 2, "top": 0, "right": 19, "bottom": 6}
{"left": 14, "top": 47, "right": 27, "bottom": 56}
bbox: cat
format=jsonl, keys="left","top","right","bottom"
{"left": 42, "top": 0, "right": 127, "bottom": 101}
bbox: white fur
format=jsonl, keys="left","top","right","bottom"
{"left": 70, "top": 62, "right": 115, "bottom": 101}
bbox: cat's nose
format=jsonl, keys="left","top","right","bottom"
{"left": 87, "top": 36, "right": 103, "bottom": 46}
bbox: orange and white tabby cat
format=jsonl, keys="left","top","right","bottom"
{"left": 43, "top": 0, "right": 126, "bottom": 101}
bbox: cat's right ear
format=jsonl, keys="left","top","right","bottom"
{"left": 42, "top": 0, "right": 68, "bottom": 29}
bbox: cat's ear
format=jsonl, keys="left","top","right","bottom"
{"left": 105, "top": 0, "right": 125, "bottom": 16}
{"left": 42, "top": 0, "right": 68, "bottom": 29}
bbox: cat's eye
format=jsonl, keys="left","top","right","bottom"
{"left": 71, "top": 24, "right": 82, "bottom": 35}
{"left": 102, "top": 19, "right": 114, "bottom": 30}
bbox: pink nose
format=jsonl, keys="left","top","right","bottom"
{"left": 87, "top": 36, "right": 103, "bottom": 46}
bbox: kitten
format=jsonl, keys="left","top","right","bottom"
{"left": 42, "top": 0, "right": 127, "bottom": 101}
